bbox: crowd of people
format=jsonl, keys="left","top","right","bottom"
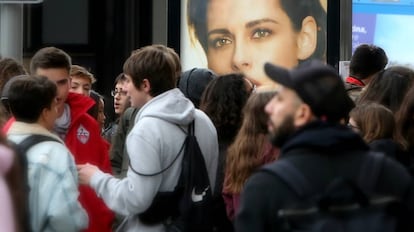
{"left": 0, "top": 42, "right": 414, "bottom": 232}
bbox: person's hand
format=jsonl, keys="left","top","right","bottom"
{"left": 77, "top": 163, "right": 100, "bottom": 185}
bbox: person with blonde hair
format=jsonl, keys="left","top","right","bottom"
{"left": 70, "top": 64, "right": 96, "bottom": 96}
{"left": 223, "top": 91, "right": 279, "bottom": 221}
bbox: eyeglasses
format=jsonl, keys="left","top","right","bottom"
{"left": 251, "top": 83, "right": 257, "bottom": 94}
{"left": 111, "top": 90, "right": 127, "bottom": 97}
{"left": 244, "top": 78, "right": 256, "bottom": 94}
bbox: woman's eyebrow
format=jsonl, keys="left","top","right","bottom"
{"left": 207, "top": 18, "right": 278, "bottom": 36}
{"left": 207, "top": 28, "right": 231, "bottom": 37}
{"left": 245, "top": 18, "right": 278, "bottom": 28}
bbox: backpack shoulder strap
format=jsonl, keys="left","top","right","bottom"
{"left": 357, "top": 151, "right": 385, "bottom": 193}
{"left": 119, "top": 107, "right": 139, "bottom": 135}
{"left": 128, "top": 120, "right": 191, "bottom": 177}
{"left": 188, "top": 120, "right": 195, "bottom": 136}
{"left": 261, "top": 159, "right": 314, "bottom": 198}
{"left": 125, "top": 107, "right": 139, "bottom": 133}
{"left": 14, "top": 134, "right": 62, "bottom": 155}
{"left": 262, "top": 152, "right": 385, "bottom": 197}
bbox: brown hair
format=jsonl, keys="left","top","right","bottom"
{"left": 123, "top": 45, "right": 177, "bottom": 97}
{"left": 396, "top": 85, "right": 414, "bottom": 151}
{"left": 0, "top": 58, "right": 27, "bottom": 93}
{"left": 357, "top": 66, "right": 414, "bottom": 113}
{"left": 199, "top": 73, "right": 251, "bottom": 141}
{"left": 349, "top": 102, "right": 396, "bottom": 143}
{"left": 223, "top": 91, "right": 278, "bottom": 194}
{"left": 0, "top": 58, "right": 27, "bottom": 126}
{"left": 70, "top": 65, "right": 96, "bottom": 84}
{"left": 29, "top": 47, "right": 72, "bottom": 74}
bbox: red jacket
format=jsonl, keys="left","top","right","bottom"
{"left": 64, "top": 93, "right": 114, "bottom": 232}
{"left": 3, "top": 93, "right": 115, "bottom": 231}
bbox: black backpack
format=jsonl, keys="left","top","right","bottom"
{"left": 133, "top": 120, "right": 214, "bottom": 232}
{"left": 261, "top": 152, "right": 400, "bottom": 232}
{"left": 8, "top": 134, "right": 61, "bottom": 232}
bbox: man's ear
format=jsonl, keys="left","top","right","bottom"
{"left": 38, "top": 107, "right": 50, "bottom": 125}
{"left": 294, "top": 103, "right": 314, "bottom": 127}
{"left": 296, "top": 16, "right": 318, "bottom": 60}
{"left": 141, "top": 79, "right": 151, "bottom": 93}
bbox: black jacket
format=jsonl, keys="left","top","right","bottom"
{"left": 235, "top": 121, "right": 414, "bottom": 232}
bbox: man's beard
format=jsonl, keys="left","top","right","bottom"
{"left": 268, "top": 114, "right": 296, "bottom": 147}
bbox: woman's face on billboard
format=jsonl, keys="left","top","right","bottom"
{"left": 206, "top": 0, "right": 317, "bottom": 86}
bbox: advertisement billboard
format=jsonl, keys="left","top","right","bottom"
{"left": 181, "top": 0, "right": 328, "bottom": 86}
{"left": 353, "top": 0, "right": 414, "bottom": 68}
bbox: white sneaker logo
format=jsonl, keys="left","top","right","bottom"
{"left": 191, "top": 186, "right": 210, "bottom": 202}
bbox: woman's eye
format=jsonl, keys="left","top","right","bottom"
{"left": 209, "top": 37, "right": 232, "bottom": 48}
{"left": 252, "top": 29, "right": 271, "bottom": 39}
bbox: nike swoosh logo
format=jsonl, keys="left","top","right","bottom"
{"left": 191, "top": 186, "right": 210, "bottom": 202}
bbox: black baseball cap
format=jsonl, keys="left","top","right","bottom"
{"left": 264, "top": 59, "right": 354, "bottom": 122}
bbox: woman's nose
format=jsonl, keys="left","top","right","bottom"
{"left": 231, "top": 40, "right": 251, "bottom": 72}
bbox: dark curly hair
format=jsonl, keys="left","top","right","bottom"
{"left": 200, "top": 73, "right": 251, "bottom": 141}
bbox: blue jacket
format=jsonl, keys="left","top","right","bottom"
{"left": 7, "top": 122, "right": 88, "bottom": 232}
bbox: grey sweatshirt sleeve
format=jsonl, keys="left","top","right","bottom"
{"left": 90, "top": 130, "right": 163, "bottom": 216}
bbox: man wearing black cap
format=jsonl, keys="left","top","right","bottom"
{"left": 235, "top": 60, "right": 414, "bottom": 232}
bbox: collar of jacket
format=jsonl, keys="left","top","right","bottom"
{"left": 345, "top": 76, "right": 365, "bottom": 87}
{"left": 280, "top": 120, "right": 369, "bottom": 155}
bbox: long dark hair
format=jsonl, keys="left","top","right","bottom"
{"left": 199, "top": 73, "right": 251, "bottom": 142}
{"left": 396, "top": 85, "right": 414, "bottom": 151}
{"left": 358, "top": 66, "right": 414, "bottom": 113}
{"left": 187, "top": 0, "right": 326, "bottom": 60}
{"left": 224, "top": 91, "right": 278, "bottom": 194}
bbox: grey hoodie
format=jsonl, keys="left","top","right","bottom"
{"left": 90, "top": 88, "right": 219, "bottom": 232}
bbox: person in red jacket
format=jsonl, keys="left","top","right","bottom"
{"left": 28, "top": 47, "right": 114, "bottom": 232}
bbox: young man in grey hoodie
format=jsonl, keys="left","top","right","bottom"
{"left": 78, "top": 44, "right": 219, "bottom": 232}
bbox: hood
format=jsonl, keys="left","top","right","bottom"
{"left": 136, "top": 88, "right": 195, "bottom": 125}
{"left": 281, "top": 121, "right": 369, "bottom": 155}
{"left": 66, "top": 92, "right": 95, "bottom": 124}
{"left": 178, "top": 68, "right": 216, "bottom": 108}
